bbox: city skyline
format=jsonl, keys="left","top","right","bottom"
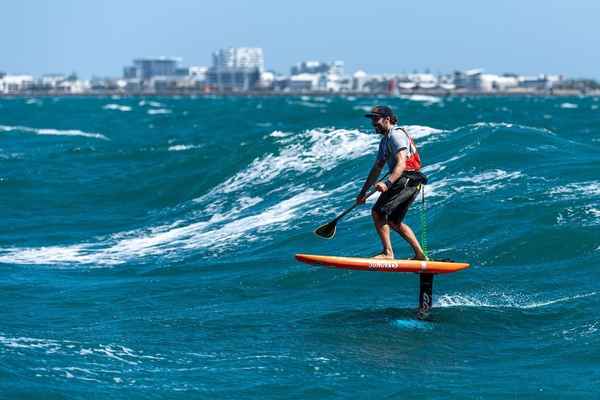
{"left": 2, "top": 1, "right": 600, "bottom": 79}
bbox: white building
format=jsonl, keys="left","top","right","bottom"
{"left": 291, "top": 60, "right": 344, "bottom": 76}
{"left": 0, "top": 75, "right": 34, "bottom": 94}
{"left": 479, "top": 74, "right": 519, "bottom": 91}
{"left": 189, "top": 66, "right": 208, "bottom": 81}
{"left": 124, "top": 57, "right": 182, "bottom": 80}
{"left": 208, "top": 47, "right": 265, "bottom": 91}
{"left": 288, "top": 73, "right": 321, "bottom": 91}
{"left": 213, "top": 48, "right": 264, "bottom": 70}
{"left": 518, "top": 74, "right": 562, "bottom": 90}
{"left": 352, "top": 70, "right": 368, "bottom": 92}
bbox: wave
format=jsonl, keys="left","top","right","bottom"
{"left": 147, "top": 109, "right": 172, "bottom": 115}
{"left": 102, "top": 104, "right": 132, "bottom": 112}
{"left": 216, "top": 128, "right": 379, "bottom": 195}
{"left": 0, "top": 333, "right": 163, "bottom": 371}
{"left": 435, "top": 291, "right": 597, "bottom": 309}
{"left": 0, "top": 189, "right": 327, "bottom": 266}
{"left": 0, "top": 125, "right": 109, "bottom": 140}
{"left": 399, "top": 94, "right": 442, "bottom": 104}
{"left": 424, "top": 169, "right": 524, "bottom": 199}
{"left": 139, "top": 100, "right": 165, "bottom": 108}
{"left": 560, "top": 102, "right": 578, "bottom": 109}
{"left": 168, "top": 144, "right": 203, "bottom": 152}
{"left": 465, "top": 122, "right": 555, "bottom": 135}
{"left": 547, "top": 180, "right": 600, "bottom": 200}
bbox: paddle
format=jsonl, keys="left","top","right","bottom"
{"left": 314, "top": 173, "right": 389, "bottom": 239}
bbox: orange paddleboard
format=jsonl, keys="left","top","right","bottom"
{"left": 295, "top": 254, "right": 469, "bottom": 274}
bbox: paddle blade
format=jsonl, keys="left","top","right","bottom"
{"left": 314, "top": 221, "right": 337, "bottom": 239}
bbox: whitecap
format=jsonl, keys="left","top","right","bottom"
{"left": 147, "top": 109, "right": 172, "bottom": 115}
{"left": 0, "top": 125, "right": 109, "bottom": 140}
{"left": 168, "top": 144, "right": 203, "bottom": 152}
{"left": 269, "top": 130, "right": 292, "bottom": 138}
{"left": 547, "top": 181, "right": 600, "bottom": 200}
{"left": 400, "top": 94, "right": 442, "bottom": 104}
{"left": 560, "top": 102, "right": 578, "bottom": 109}
{"left": 103, "top": 104, "right": 132, "bottom": 112}
{"left": 435, "top": 291, "right": 597, "bottom": 309}
{"left": 0, "top": 189, "right": 325, "bottom": 266}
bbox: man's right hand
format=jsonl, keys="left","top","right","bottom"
{"left": 356, "top": 194, "right": 366, "bottom": 204}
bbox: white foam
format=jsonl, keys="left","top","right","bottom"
{"left": 400, "top": 94, "right": 442, "bottom": 104}
{"left": 562, "top": 321, "right": 600, "bottom": 341}
{"left": 402, "top": 125, "right": 443, "bottom": 140}
{"left": 139, "top": 100, "right": 165, "bottom": 108}
{"left": 168, "top": 144, "right": 202, "bottom": 152}
{"left": 353, "top": 105, "right": 372, "bottom": 113}
{"left": 0, "top": 333, "right": 163, "bottom": 369}
{"left": 147, "top": 109, "right": 171, "bottom": 115}
{"left": 468, "top": 122, "right": 555, "bottom": 135}
{"left": 548, "top": 181, "right": 600, "bottom": 200}
{"left": 0, "top": 125, "right": 109, "bottom": 140}
{"left": 436, "top": 291, "right": 597, "bottom": 309}
{"left": 103, "top": 104, "right": 132, "bottom": 112}
{"left": 269, "top": 130, "right": 292, "bottom": 138}
{"left": 218, "top": 128, "right": 379, "bottom": 194}
{"left": 0, "top": 188, "right": 325, "bottom": 265}
{"left": 425, "top": 169, "right": 523, "bottom": 199}
{"left": 560, "top": 102, "right": 578, "bottom": 109}
{"left": 421, "top": 155, "right": 464, "bottom": 174}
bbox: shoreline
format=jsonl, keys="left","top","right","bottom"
{"left": 1, "top": 89, "right": 599, "bottom": 98}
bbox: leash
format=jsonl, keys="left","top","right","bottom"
{"left": 419, "top": 184, "right": 429, "bottom": 259}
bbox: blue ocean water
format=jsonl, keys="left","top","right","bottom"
{"left": 1, "top": 95, "right": 599, "bottom": 398}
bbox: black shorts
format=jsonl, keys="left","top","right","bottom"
{"left": 372, "top": 176, "right": 421, "bottom": 225}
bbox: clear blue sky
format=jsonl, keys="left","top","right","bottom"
{"left": 2, "top": 0, "right": 599, "bottom": 79}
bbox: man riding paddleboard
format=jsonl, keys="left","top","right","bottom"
{"left": 357, "top": 105, "right": 428, "bottom": 260}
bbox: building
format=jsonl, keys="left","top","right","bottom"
{"left": 207, "top": 48, "right": 264, "bottom": 91}
{"left": 352, "top": 70, "right": 368, "bottom": 92}
{"left": 0, "top": 75, "right": 34, "bottom": 94}
{"left": 123, "top": 57, "right": 182, "bottom": 80}
{"left": 291, "top": 60, "right": 344, "bottom": 76}
{"left": 288, "top": 73, "right": 321, "bottom": 91}
{"left": 518, "top": 75, "right": 562, "bottom": 90}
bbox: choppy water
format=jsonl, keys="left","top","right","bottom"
{"left": 1, "top": 95, "right": 599, "bottom": 398}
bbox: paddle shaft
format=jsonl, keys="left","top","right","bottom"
{"left": 331, "top": 187, "right": 377, "bottom": 223}
{"left": 330, "top": 171, "right": 390, "bottom": 223}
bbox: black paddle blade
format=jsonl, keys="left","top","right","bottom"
{"left": 314, "top": 221, "right": 337, "bottom": 239}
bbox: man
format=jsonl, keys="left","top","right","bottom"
{"left": 357, "top": 105, "right": 428, "bottom": 260}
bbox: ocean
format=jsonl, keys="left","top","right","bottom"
{"left": 1, "top": 95, "right": 599, "bottom": 399}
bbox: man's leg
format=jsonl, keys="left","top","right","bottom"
{"left": 389, "top": 221, "right": 427, "bottom": 260}
{"left": 372, "top": 209, "right": 394, "bottom": 259}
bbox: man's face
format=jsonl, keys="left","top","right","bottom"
{"left": 371, "top": 115, "right": 389, "bottom": 134}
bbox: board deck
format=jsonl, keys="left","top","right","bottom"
{"left": 295, "top": 253, "right": 469, "bottom": 274}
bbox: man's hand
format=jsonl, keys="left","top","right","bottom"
{"left": 356, "top": 193, "right": 367, "bottom": 204}
{"left": 375, "top": 181, "right": 388, "bottom": 193}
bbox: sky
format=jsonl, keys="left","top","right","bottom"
{"left": 2, "top": 0, "right": 599, "bottom": 79}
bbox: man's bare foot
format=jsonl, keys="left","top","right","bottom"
{"left": 411, "top": 253, "right": 429, "bottom": 261}
{"left": 372, "top": 252, "right": 394, "bottom": 259}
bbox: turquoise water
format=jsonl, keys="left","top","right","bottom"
{"left": 1, "top": 95, "right": 599, "bottom": 398}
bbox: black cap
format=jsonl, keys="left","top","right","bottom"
{"left": 365, "top": 105, "right": 395, "bottom": 119}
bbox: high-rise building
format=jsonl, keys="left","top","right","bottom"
{"left": 123, "top": 57, "right": 182, "bottom": 80}
{"left": 207, "top": 48, "right": 264, "bottom": 91}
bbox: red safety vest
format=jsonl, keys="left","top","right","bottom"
{"left": 399, "top": 127, "right": 422, "bottom": 171}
